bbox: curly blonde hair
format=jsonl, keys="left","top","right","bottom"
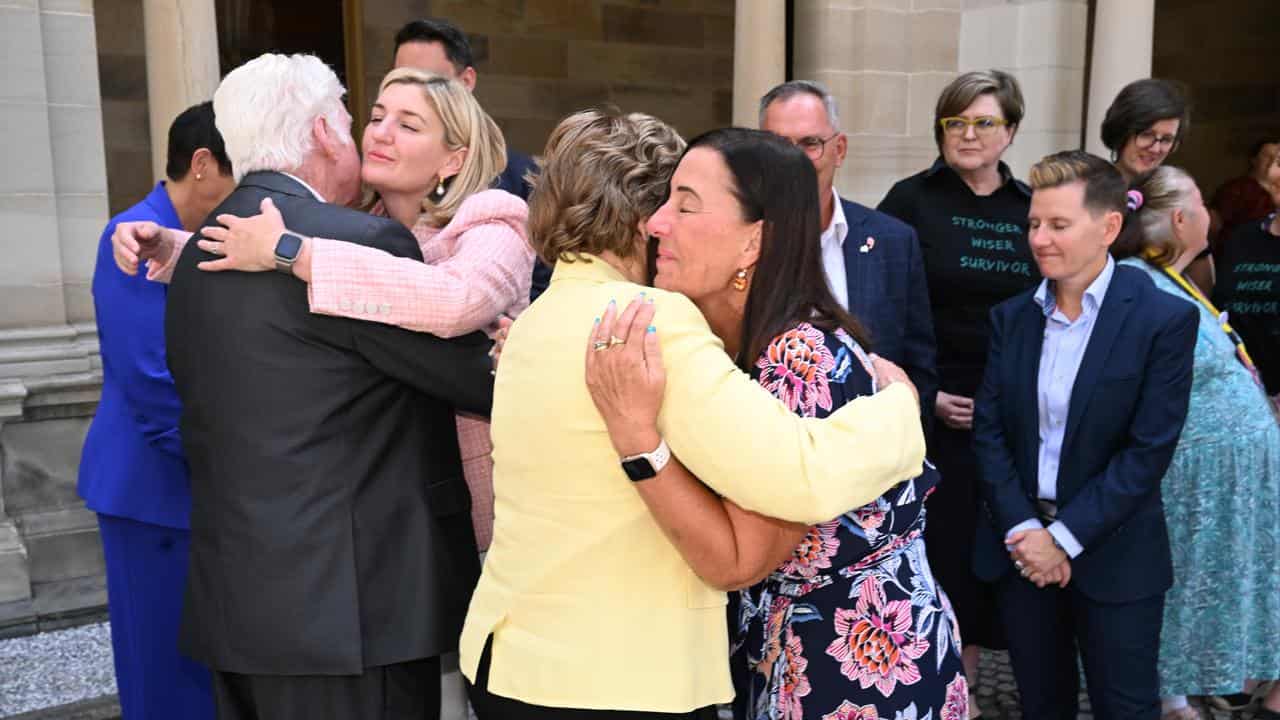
{"left": 376, "top": 68, "right": 506, "bottom": 227}
{"left": 528, "top": 108, "right": 685, "bottom": 266}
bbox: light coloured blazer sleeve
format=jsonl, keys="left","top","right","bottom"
{"left": 653, "top": 290, "right": 926, "bottom": 525}
{"left": 145, "top": 230, "right": 192, "bottom": 284}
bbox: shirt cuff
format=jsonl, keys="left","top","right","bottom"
{"left": 1047, "top": 520, "right": 1084, "bottom": 559}
{"left": 1003, "top": 518, "right": 1042, "bottom": 543}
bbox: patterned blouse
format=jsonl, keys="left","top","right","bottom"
{"left": 733, "top": 322, "right": 967, "bottom": 720}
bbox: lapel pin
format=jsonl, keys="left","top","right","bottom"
{"left": 859, "top": 236, "right": 875, "bottom": 253}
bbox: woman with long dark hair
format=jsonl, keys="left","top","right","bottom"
{"left": 585, "top": 128, "right": 964, "bottom": 720}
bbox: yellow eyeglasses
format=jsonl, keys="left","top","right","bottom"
{"left": 939, "top": 116, "right": 1009, "bottom": 137}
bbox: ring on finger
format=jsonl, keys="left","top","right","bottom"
{"left": 608, "top": 335, "right": 625, "bottom": 347}
{"left": 592, "top": 340, "right": 610, "bottom": 352}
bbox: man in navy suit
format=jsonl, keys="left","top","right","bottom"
{"left": 760, "top": 81, "right": 938, "bottom": 422}
{"left": 973, "top": 151, "right": 1197, "bottom": 720}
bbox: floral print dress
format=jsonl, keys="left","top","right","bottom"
{"left": 732, "top": 323, "right": 967, "bottom": 720}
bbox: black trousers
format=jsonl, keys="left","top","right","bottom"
{"left": 212, "top": 657, "right": 441, "bottom": 720}
{"left": 996, "top": 574, "right": 1164, "bottom": 720}
{"left": 466, "top": 636, "right": 719, "bottom": 720}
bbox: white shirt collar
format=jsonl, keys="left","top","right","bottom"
{"left": 281, "top": 172, "right": 326, "bottom": 203}
{"left": 821, "top": 187, "right": 848, "bottom": 249}
{"left": 1034, "top": 255, "right": 1116, "bottom": 318}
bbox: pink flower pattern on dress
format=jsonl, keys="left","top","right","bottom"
{"left": 826, "top": 576, "right": 929, "bottom": 696}
{"left": 756, "top": 323, "right": 836, "bottom": 417}
{"left": 778, "top": 630, "right": 811, "bottom": 719}
{"left": 821, "top": 699, "right": 883, "bottom": 720}
{"left": 780, "top": 520, "right": 842, "bottom": 579}
{"left": 941, "top": 673, "right": 969, "bottom": 720}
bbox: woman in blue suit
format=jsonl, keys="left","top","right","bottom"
{"left": 78, "top": 102, "right": 235, "bottom": 720}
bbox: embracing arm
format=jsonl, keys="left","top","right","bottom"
{"left": 584, "top": 299, "right": 807, "bottom": 589}
{"left": 306, "top": 220, "right": 531, "bottom": 336}
{"left": 593, "top": 293, "right": 925, "bottom": 526}
{"left": 1053, "top": 305, "right": 1198, "bottom": 549}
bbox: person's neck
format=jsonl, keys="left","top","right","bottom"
{"left": 1169, "top": 247, "right": 1196, "bottom": 275}
{"left": 597, "top": 249, "right": 648, "bottom": 285}
{"left": 1115, "top": 162, "right": 1137, "bottom": 184}
{"left": 1052, "top": 256, "right": 1108, "bottom": 321}
{"left": 379, "top": 190, "right": 428, "bottom": 230}
{"left": 289, "top": 161, "right": 330, "bottom": 203}
{"left": 956, "top": 162, "right": 1003, "bottom": 196}
{"left": 695, "top": 289, "right": 747, "bottom": 363}
{"left": 164, "top": 179, "right": 203, "bottom": 233}
{"left": 819, "top": 183, "right": 836, "bottom": 231}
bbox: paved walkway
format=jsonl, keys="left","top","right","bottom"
{"left": 1, "top": 624, "right": 1271, "bottom": 720}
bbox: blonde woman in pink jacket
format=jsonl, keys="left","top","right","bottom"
{"left": 111, "top": 68, "right": 534, "bottom": 550}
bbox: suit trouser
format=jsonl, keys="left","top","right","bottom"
{"left": 211, "top": 657, "right": 441, "bottom": 720}
{"left": 996, "top": 572, "right": 1164, "bottom": 720}
{"left": 97, "top": 513, "right": 215, "bottom": 720}
{"left": 466, "top": 635, "right": 719, "bottom": 720}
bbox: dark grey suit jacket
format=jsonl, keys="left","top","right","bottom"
{"left": 166, "top": 171, "right": 492, "bottom": 675}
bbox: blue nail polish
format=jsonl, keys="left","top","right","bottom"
{"left": 638, "top": 291, "right": 646, "bottom": 297}
{"left": 609, "top": 298, "right": 616, "bottom": 306}
{"left": 647, "top": 325, "right": 657, "bottom": 333}
{"left": 593, "top": 317, "right": 600, "bottom": 324}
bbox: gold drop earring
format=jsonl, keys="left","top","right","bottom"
{"left": 732, "top": 268, "right": 748, "bottom": 291}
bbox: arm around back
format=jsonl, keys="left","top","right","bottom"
{"left": 652, "top": 291, "right": 925, "bottom": 525}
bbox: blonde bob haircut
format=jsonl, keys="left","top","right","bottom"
{"left": 1111, "top": 165, "right": 1201, "bottom": 268}
{"left": 528, "top": 108, "right": 685, "bottom": 266}
{"left": 377, "top": 68, "right": 507, "bottom": 227}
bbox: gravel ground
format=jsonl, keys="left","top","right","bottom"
{"left": 0, "top": 623, "right": 115, "bottom": 718}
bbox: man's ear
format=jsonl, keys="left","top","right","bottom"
{"left": 313, "top": 115, "right": 344, "bottom": 160}
{"left": 833, "top": 132, "right": 848, "bottom": 168}
{"left": 190, "top": 148, "right": 213, "bottom": 179}
{"left": 459, "top": 66, "right": 477, "bottom": 92}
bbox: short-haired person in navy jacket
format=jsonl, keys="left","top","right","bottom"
{"left": 972, "top": 151, "right": 1198, "bottom": 720}
{"left": 78, "top": 101, "right": 236, "bottom": 720}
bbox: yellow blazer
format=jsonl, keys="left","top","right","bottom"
{"left": 459, "top": 255, "right": 926, "bottom": 712}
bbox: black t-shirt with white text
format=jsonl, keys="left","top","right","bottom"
{"left": 1213, "top": 216, "right": 1280, "bottom": 394}
{"left": 878, "top": 158, "right": 1039, "bottom": 396}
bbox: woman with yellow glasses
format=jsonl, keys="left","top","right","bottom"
{"left": 877, "top": 69, "right": 1038, "bottom": 719}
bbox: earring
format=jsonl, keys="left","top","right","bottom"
{"left": 195, "top": 173, "right": 203, "bottom": 181}
{"left": 434, "top": 178, "right": 446, "bottom": 199}
{"left": 732, "top": 268, "right": 748, "bottom": 292}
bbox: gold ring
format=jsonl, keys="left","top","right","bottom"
{"left": 592, "top": 340, "right": 610, "bottom": 351}
{"left": 608, "top": 335, "right": 625, "bottom": 347}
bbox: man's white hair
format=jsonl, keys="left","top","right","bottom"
{"left": 213, "top": 53, "right": 351, "bottom": 182}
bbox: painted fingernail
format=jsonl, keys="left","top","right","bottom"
{"left": 609, "top": 298, "right": 616, "bottom": 306}
{"left": 638, "top": 291, "right": 646, "bottom": 298}
{"left": 647, "top": 325, "right": 657, "bottom": 333}
{"left": 593, "top": 317, "right": 600, "bottom": 324}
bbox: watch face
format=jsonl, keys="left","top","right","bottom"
{"left": 621, "top": 457, "right": 657, "bottom": 481}
{"left": 275, "top": 233, "right": 304, "bottom": 261}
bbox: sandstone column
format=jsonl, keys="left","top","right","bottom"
{"left": 1084, "top": 0, "right": 1155, "bottom": 157}
{"left": 142, "top": 0, "right": 221, "bottom": 182}
{"left": 732, "top": 0, "right": 785, "bottom": 127}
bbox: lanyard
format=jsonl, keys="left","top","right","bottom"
{"left": 1158, "top": 263, "right": 1262, "bottom": 382}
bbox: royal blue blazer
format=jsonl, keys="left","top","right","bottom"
{"left": 840, "top": 198, "right": 939, "bottom": 423}
{"left": 79, "top": 182, "right": 191, "bottom": 530}
{"left": 971, "top": 264, "right": 1198, "bottom": 603}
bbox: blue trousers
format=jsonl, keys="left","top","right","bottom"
{"left": 98, "top": 513, "right": 214, "bottom": 720}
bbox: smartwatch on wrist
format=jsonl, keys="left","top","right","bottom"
{"left": 274, "top": 232, "right": 305, "bottom": 274}
{"left": 620, "top": 439, "right": 671, "bottom": 482}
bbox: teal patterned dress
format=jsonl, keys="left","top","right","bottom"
{"left": 1119, "top": 258, "right": 1280, "bottom": 697}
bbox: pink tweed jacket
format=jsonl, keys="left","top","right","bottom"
{"left": 149, "top": 189, "right": 533, "bottom": 550}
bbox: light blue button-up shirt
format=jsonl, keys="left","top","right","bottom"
{"left": 1006, "top": 256, "right": 1116, "bottom": 558}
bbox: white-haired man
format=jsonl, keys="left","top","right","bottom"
{"left": 157, "top": 54, "right": 493, "bottom": 720}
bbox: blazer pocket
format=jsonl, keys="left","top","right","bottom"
{"left": 425, "top": 476, "right": 471, "bottom": 518}
{"left": 687, "top": 571, "right": 728, "bottom": 609}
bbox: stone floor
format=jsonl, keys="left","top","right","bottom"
{"left": 0, "top": 623, "right": 1271, "bottom": 720}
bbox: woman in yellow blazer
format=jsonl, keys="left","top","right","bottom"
{"left": 460, "top": 110, "right": 928, "bottom": 718}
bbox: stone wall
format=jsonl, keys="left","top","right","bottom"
{"left": 1152, "top": 0, "right": 1280, "bottom": 198}
{"left": 361, "top": 0, "right": 735, "bottom": 159}
{"left": 792, "top": 0, "right": 1088, "bottom": 208}
{"left": 0, "top": 0, "right": 109, "bottom": 635}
